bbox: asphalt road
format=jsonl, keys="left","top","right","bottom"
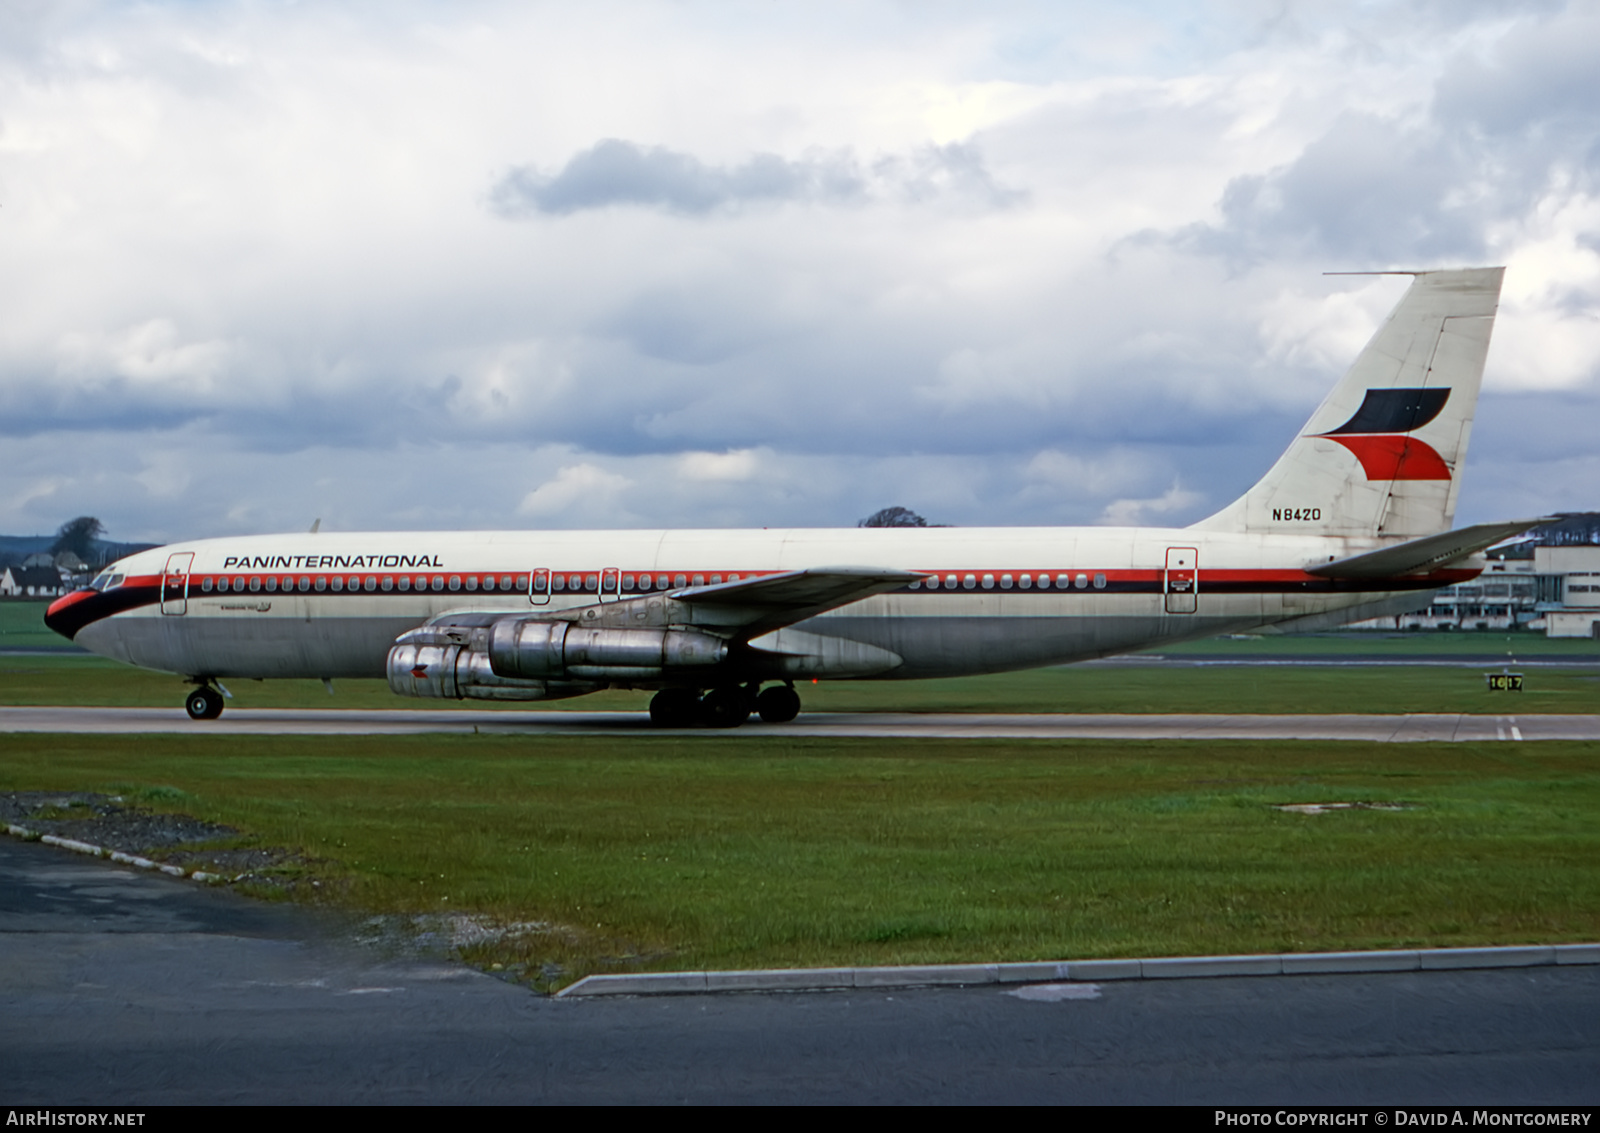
{"left": 2, "top": 837, "right": 1597, "bottom": 1104}
{"left": 3, "top": 705, "right": 1598, "bottom": 741}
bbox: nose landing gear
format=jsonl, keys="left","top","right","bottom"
{"left": 184, "top": 684, "right": 224, "bottom": 721}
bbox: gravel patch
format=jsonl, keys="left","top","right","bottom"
{"left": 0, "top": 789, "right": 317, "bottom": 892}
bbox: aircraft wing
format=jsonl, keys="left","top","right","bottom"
{"left": 1306, "top": 519, "right": 1549, "bottom": 580}
{"left": 672, "top": 566, "right": 923, "bottom": 638}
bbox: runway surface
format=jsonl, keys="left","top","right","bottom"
{"left": 4, "top": 836, "right": 1596, "bottom": 1105}
{"left": 3, "top": 705, "right": 1599, "bottom": 740}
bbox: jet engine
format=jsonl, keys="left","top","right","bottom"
{"left": 386, "top": 618, "right": 729, "bottom": 701}
{"left": 486, "top": 619, "right": 727, "bottom": 681}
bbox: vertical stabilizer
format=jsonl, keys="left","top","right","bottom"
{"left": 1193, "top": 267, "right": 1504, "bottom": 539}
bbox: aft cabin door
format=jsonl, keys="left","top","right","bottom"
{"left": 529, "top": 568, "right": 551, "bottom": 606}
{"left": 599, "top": 568, "right": 621, "bottom": 604}
{"left": 160, "top": 552, "right": 194, "bottom": 616}
{"left": 1164, "top": 547, "right": 1198, "bottom": 614}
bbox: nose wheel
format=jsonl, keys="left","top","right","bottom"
{"left": 185, "top": 686, "right": 224, "bottom": 720}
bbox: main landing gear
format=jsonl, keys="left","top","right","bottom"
{"left": 648, "top": 682, "right": 802, "bottom": 728}
{"left": 184, "top": 684, "right": 225, "bottom": 721}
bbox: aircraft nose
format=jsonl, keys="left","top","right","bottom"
{"left": 44, "top": 590, "right": 94, "bottom": 640}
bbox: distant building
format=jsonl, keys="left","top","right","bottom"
{"left": 0, "top": 565, "right": 67, "bottom": 598}
{"left": 1535, "top": 546, "right": 1600, "bottom": 639}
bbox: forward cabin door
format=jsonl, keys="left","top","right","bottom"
{"left": 160, "top": 552, "right": 194, "bottom": 616}
{"left": 529, "top": 568, "right": 551, "bottom": 606}
{"left": 1164, "top": 547, "right": 1198, "bottom": 614}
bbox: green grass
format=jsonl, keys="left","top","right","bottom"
{"left": 3, "top": 734, "right": 1597, "bottom": 987}
{"left": 0, "top": 600, "right": 73, "bottom": 650}
{"left": 5, "top": 652, "right": 1597, "bottom": 715}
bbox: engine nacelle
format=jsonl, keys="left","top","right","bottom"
{"left": 386, "top": 636, "right": 600, "bottom": 702}
{"left": 487, "top": 620, "right": 728, "bottom": 681}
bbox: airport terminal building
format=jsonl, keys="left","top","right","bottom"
{"left": 1352, "top": 545, "right": 1600, "bottom": 636}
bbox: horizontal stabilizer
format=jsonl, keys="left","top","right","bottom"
{"left": 1307, "top": 519, "right": 1548, "bottom": 580}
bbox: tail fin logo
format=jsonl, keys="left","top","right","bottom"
{"left": 1314, "top": 387, "right": 1452, "bottom": 481}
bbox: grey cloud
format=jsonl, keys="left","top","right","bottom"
{"left": 1433, "top": 12, "right": 1600, "bottom": 139}
{"left": 1184, "top": 113, "right": 1482, "bottom": 266}
{"left": 1183, "top": 7, "right": 1600, "bottom": 270}
{"left": 490, "top": 139, "right": 1021, "bottom": 217}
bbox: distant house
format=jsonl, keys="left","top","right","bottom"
{"left": 0, "top": 565, "right": 67, "bottom": 598}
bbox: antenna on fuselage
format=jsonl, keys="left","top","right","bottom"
{"left": 309, "top": 518, "right": 321, "bottom": 534}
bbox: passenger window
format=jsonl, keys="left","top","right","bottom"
{"left": 674, "top": 574, "right": 687, "bottom": 589}
{"left": 314, "top": 577, "right": 327, "bottom": 592}
{"left": 691, "top": 574, "right": 705, "bottom": 587}
{"left": 1000, "top": 574, "right": 1013, "bottom": 590}
{"left": 200, "top": 577, "right": 213, "bottom": 593}
{"left": 1075, "top": 573, "right": 1088, "bottom": 589}
{"left": 709, "top": 574, "right": 722, "bottom": 585}
{"left": 431, "top": 576, "right": 444, "bottom": 592}
{"left": 981, "top": 574, "right": 994, "bottom": 589}
{"left": 365, "top": 576, "right": 377, "bottom": 592}
{"left": 381, "top": 576, "right": 394, "bottom": 592}
{"left": 398, "top": 576, "right": 411, "bottom": 592}
{"left": 584, "top": 574, "right": 598, "bottom": 591}
{"left": 1019, "top": 574, "right": 1031, "bottom": 589}
{"left": 464, "top": 576, "right": 478, "bottom": 591}
{"left": 298, "top": 577, "right": 311, "bottom": 592}
{"left": 513, "top": 575, "right": 527, "bottom": 590}
{"left": 504, "top": 576, "right": 516, "bottom": 590}
{"left": 249, "top": 577, "right": 261, "bottom": 592}
{"left": 481, "top": 576, "right": 494, "bottom": 592}
{"left": 330, "top": 577, "right": 343, "bottom": 592}
{"left": 552, "top": 575, "right": 566, "bottom": 592}
{"left": 622, "top": 574, "right": 635, "bottom": 590}
{"left": 1058, "top": 574, "right": 1071, "bottom": 588}
{"left": 1094, "top": 573, "right": 1106, "bottom": 589}
{"left": 265, "top": 577, "right": 278, "bottom": 592}
{"left": 448, "top": 576, "right": 461, "bottom": 592}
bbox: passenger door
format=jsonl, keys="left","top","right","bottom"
{"left": 1164, "top": 547, "right": 1198, "bottom": 614}
{"left": 160, "top": 552, "right": 194, "bottom": 616}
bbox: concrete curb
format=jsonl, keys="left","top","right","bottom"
{"left": 555, "top": 943, "right": 1600, "bottom": 998}
{"left": 5, "top": 822, "right": 229, "bottom": 884}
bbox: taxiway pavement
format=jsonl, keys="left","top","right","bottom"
{"left": 3, "top": 836, "right": 1597, "bottom": 1104}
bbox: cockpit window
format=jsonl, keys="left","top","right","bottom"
{"left": 88, "top": 571, "right": 124, "bottom": 592}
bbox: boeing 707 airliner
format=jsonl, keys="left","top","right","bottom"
{"left": 47, "top": 268, "right": 1535, "bottom": 726}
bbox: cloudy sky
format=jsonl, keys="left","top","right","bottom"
{"left": 3, "top": 0, "right": 1598, "bottom": 543}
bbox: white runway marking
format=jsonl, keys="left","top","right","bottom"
{"left": 4, "top": 707, "right": 1600, "bottom": 741}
